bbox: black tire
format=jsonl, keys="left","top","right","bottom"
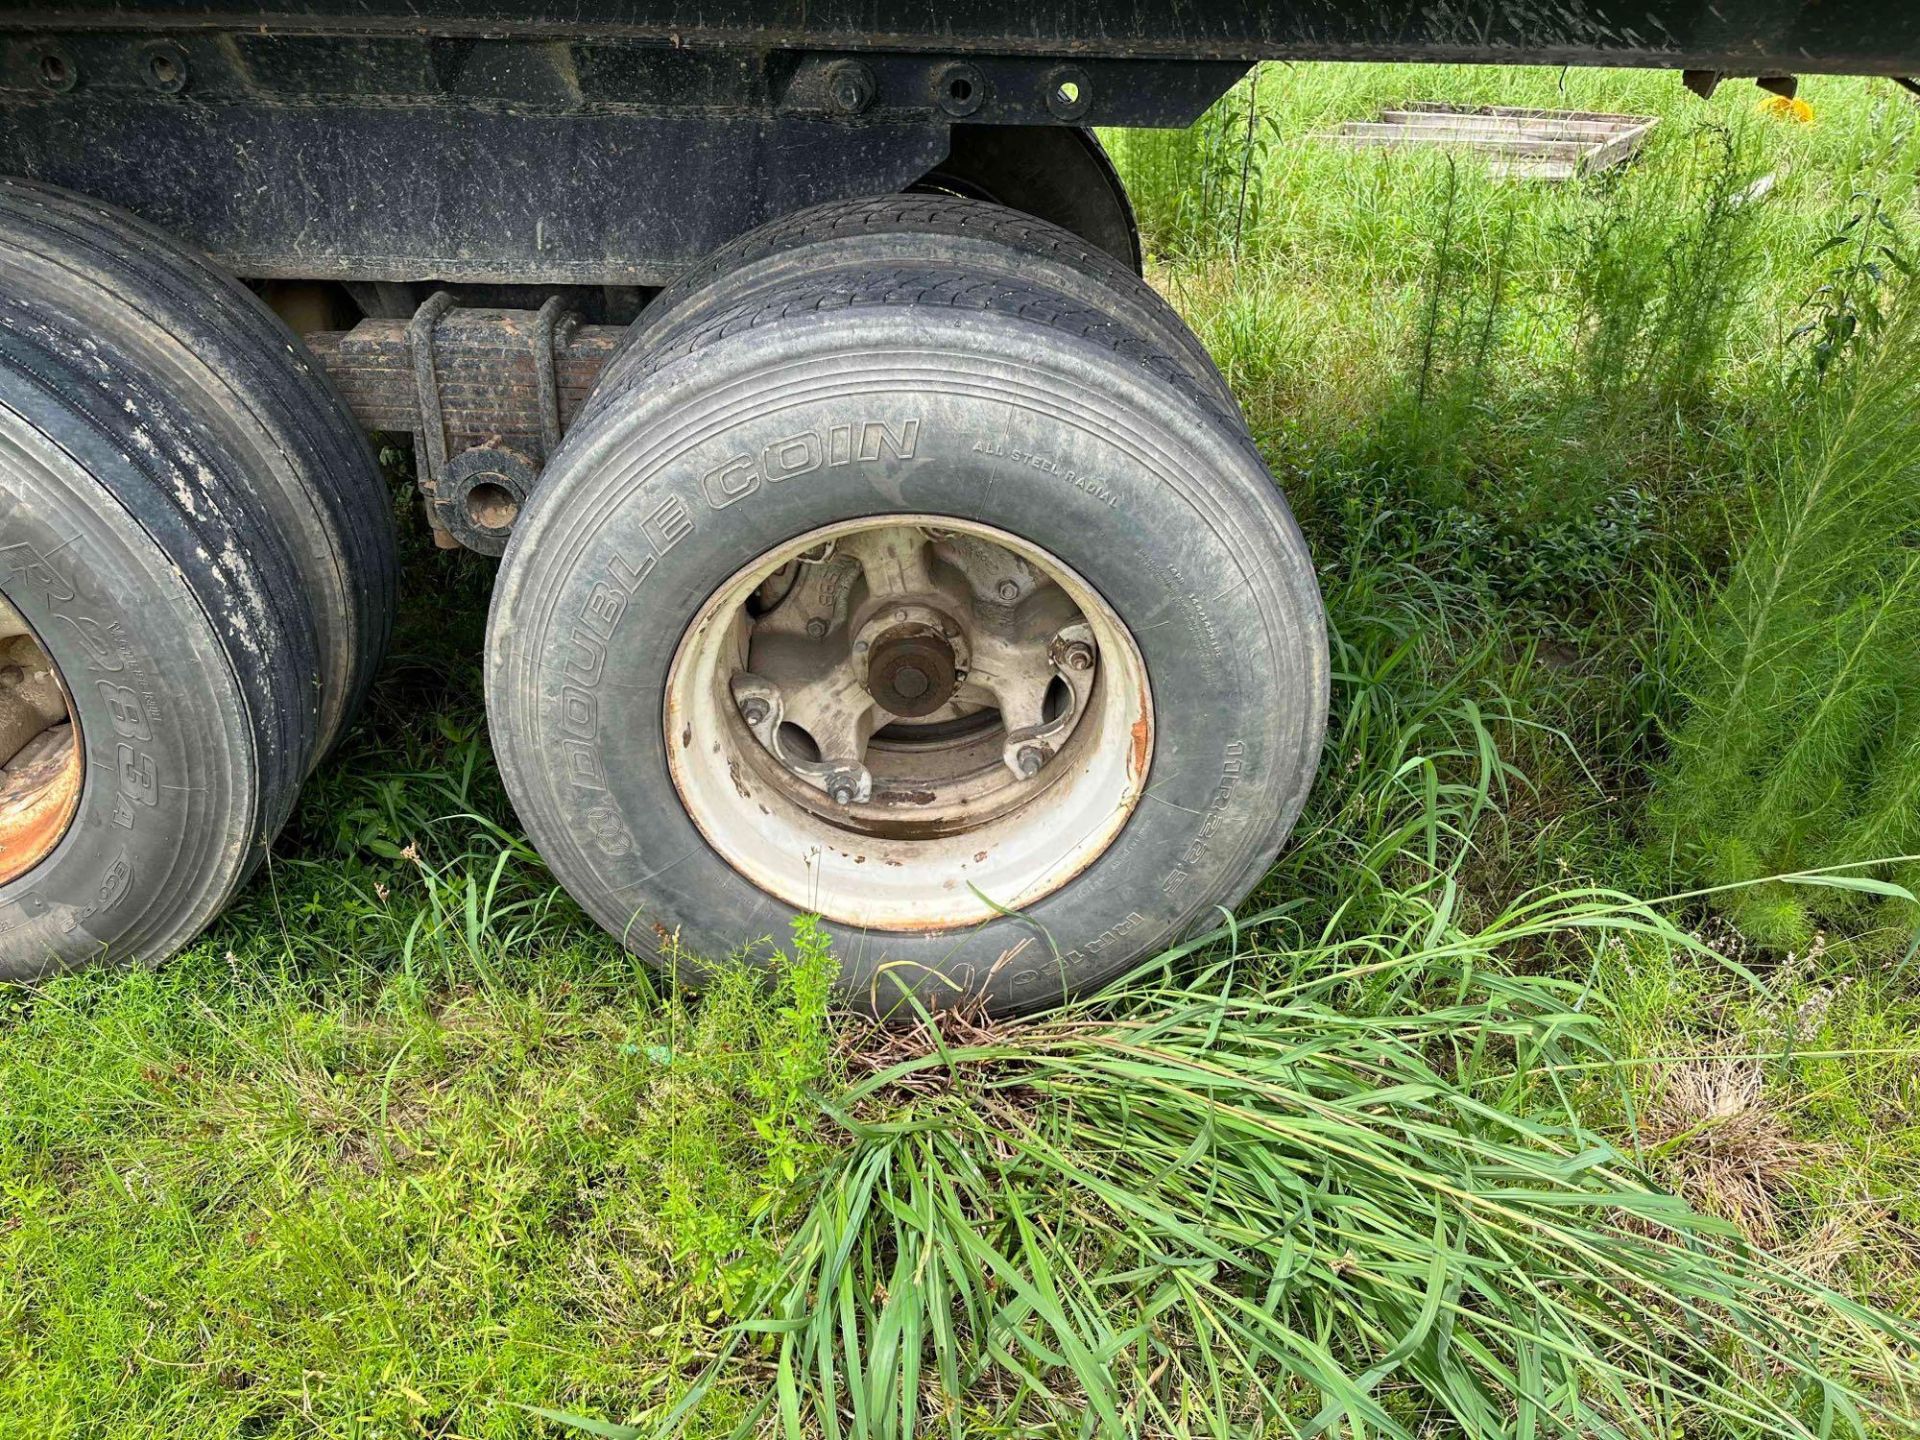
{"left": 0, "top": 178, "right": 397, "bottom": 762}
{"left": 0, "top": 291, "right": 318, "bottom": 979}
{"left": 619, "top": 194, "right": 1235, "bottom": 416}
{"left": 486, "top": 265, "right": 1327, "bottom": 1014}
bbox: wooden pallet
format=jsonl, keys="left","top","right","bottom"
{"left": 1321, "top": 103, "right": 1658, "bottom": 180}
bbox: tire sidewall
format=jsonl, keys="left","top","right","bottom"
{"left": 490, "top": 309, "right": 1325, "bottom": 1011}
{"left": 0, "top": 403, "right": 254, "bottom": 977}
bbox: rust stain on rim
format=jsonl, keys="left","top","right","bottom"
{"left": 1, "top": 603, "right": 85, "bottom": 886}
{"left": 0, "top": 723, "right": 82, "bottom": 884}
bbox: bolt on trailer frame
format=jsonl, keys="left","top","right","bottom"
{"left": 0, "top": 2, "right": 1916, "bottom": 1005}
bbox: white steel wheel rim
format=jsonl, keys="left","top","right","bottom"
{"left": 664, "top": 514, "right": 1153, "bottom": 932}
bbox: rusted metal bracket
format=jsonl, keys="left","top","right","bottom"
{"left": 338, "top": 293, "right": 600, "bottom": 552}
{"left": 404, "top": 289, "right": 458, "bottom": 546}
{"left": 530, "top": 293, "right": 575, "bottom": 459}
{"left": 308, "top": 308, "right": 622, "bottom": 440}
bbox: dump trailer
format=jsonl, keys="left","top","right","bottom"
{"left": 0, "top": 4, "right": 1914, "bottom": 1010}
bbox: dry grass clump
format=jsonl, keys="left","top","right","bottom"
{"left": 1643, "top": 1050, "right": 1828, "bottom": 1244}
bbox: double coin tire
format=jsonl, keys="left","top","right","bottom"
{"left": 618, "top": 193, "right": 1235, "bottom": 415}
{"left": 487, "top": 239, "right": 1328, "bottom": 1013}
{"left": 0, "top": 181, "right": 395, "bottom": 980}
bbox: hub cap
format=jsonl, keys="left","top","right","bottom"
{"left": 665, "top": 516, "right": 1153, "bottom": 931}
{"left": 0, "top": 595, "right": 82, "bottom": 885}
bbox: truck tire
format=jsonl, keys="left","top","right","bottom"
{"left": 0, "top": 178, "right": 397, "bottom": 763}
{"left": 0, "top": 291, "right": 318, "bottom": 979}
{"left": 621, "top": 195, "right": 1234, "bottom": 415}
{"left": 486, "top": 263, "right": 1327, "bottom": 1014}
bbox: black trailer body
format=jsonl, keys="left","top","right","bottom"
{"left": 2, "top": 3, "right": 1916, "bottom": 285}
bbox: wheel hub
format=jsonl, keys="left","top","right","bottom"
{"left": 865, "top": 622, "right": 957, "bottom": 717}
{"left": 725, "top": 523, "right": 1104, "bottom": 827}
{"left": 666, "top": 515, "right": 1153, "bottom": 930}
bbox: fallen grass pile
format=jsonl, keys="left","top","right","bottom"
{"left": 614, "top": 890, "right": 1918, "bottom": 1438}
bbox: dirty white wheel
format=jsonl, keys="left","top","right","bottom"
{"left": 666, "top": 516, "right": 1152, "bottom": 930}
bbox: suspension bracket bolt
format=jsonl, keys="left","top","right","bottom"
{"left": 824, "top": 59, "right": 877, "bottom": 116}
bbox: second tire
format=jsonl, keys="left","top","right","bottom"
{"left": 487, "top": 254, "right": 1328, "bottom": 1013}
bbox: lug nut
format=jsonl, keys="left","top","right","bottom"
{"left": 1016, "top": 746, "right": 1047, "bottom": 777}
{"left": 996, "top": 579, "right": 1020, "bottom": 602}
{"left": 1063, "top": 641, "right": 1095, "bottom": 671}
{"left": 739, "top": 697, "right": 770, "bottom": 726}
{"left": 826, "top": 768, "right": 862, "bottom": 806}
{"left": 805, "top": 617, "right": 828, "bottom": 639}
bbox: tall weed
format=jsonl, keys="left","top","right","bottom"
{"left": 1103, "top": 67, "right": 1277, "bottom": 258}
{"left": 1653, "top": 269, "right": 1920, "bottom": 949}
{"left": 1570, "top": 125, "right": 1767, "bottom": 419}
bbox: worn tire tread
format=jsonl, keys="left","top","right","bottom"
{"left": 620, "top": 195, "right": 1234, "bottom": 413}
{"left": 0, "top": 292, "right": 315, "bottom": 975}
{"left": 0, "top": 177, "right": 397, "bottom": 759}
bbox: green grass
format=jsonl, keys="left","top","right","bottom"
{"left": 1652, "top": 286, "right": 1920, "bottom": 950}
{"left": 5, "top": 63, "right": 1920, "bottom": 1438}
